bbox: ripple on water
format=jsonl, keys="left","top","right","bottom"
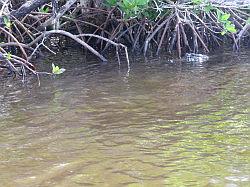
{"left": 0, "top": 50, "right": 249, "bottom": 186}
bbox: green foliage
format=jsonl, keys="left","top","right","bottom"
{"left": 6, "top": 52, "right": 12, "bottom": 60}
{"left": 204, "top": 3, "right": 214, "bottom": 13}
{"left": 106, "top": 0, "right": 116, "bottom": 6}
{"left": 142, "top": 8, "right": 162, "bottom": 20}
{"left": 218, "top": 13, "right": 230, "bottom": 22}
{"left": 52, "top": 63, "right": 66, "bottom": 75}
{"left": 38, "top": 6, "right": 49, "bottom": 13}
{"left": 136, "top": 0, "right": 149, "bottom": 6}
{"left": 216, "top": 9, "right": 237, "bottom": 35}
{"left": 121, "top": 0, "right": 150, "bottom": 18}
{"left": 192, "top": 0, "right": 202, "bottom": 5}
{"left": 190, "top": 0, "right": 237, "bottom": 35}
{"left": 106, "top": 0, "right": 150, "bottom": 18}
{"left": 3, "top": 16, "right": 11, "bottom": 29}
{"left": 225, "top": 22, "right": 237, "bottom": 33}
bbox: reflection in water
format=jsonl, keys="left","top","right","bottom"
{"left": 0, "top": 50, "right": 249, "bottom": 187}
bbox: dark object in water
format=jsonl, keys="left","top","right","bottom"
{"left": 184, "top": 53, "right": 209, "bottom": 63}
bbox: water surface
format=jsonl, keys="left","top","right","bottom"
{"left": 0, "top": 50, "right": 249, "bottom": 186}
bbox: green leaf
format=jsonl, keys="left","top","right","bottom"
{"left": 133, "top": 6, "right": 139, "bottom": 13}
{"left": 221, "top": 30, "right": 226, "bottom": 35}
{"left": 216, "top": 9, "right": 222, "bottom": 18}
{"left": 204, "top": 4, "right": 213, "bottom": 13}
{"left": 192, "top": 0, "right": 202, "bottom": 5}
{"left": 58, "top": 68, "right": 66, "bottom": 74}
{"left": 136, "top": 0, "right": 149, "bottom": 6}
{"left": 52, "top": 63, "right": 66, "bottom": 75}
{"left": 3, "top": 16, "right": 11, "bottom": 28}
{"left": 123, "top": 0, "right": 136, "bottom": 9}
{"left": 52, "top": 63, "right": 56, "bottom": 71}
{"left": 6, "top": 52, "right": 12, "bottom": 60}
{"left": 226, "top": 24, "right": 237, "bottom": 33}
{"left": 143, "top": 9, "right": 159, "bottom": 20}
{"left": 39, "top": 6, "right": 49, "bottom": 13}
{"left": 105, "top": 0, "right": 116, "bottom": 6}
{"left": 220, "top": 13, "right": 230, "bottom": 21}
{"left": 246, "top": 17, "right": 250, "bottom": 24}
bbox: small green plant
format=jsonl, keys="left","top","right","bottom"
{"left": 3, "top": 52, "right": 12, "bottom": 60}
{"left": 3, "top": 16, "right": 11, "bottom": 29}
{"left": 6, "top": 52, "right": 12, "bottom": 60}
{"left": 217, "top": 10, "right": 237, "bottom": 35}
{"left": 106, "top": 0, "right": 150, "bottom": 18}
{"left": 52, "top": 63, "right": 66, "bottom": 75}
{"left": 38, "top": 6, "right": 49, "bottom": 13}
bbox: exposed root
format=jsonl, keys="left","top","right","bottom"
{"left": 0, "top": 0, "right": 249, "bottom": 81}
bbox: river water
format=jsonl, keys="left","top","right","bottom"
{"left": 0, "top": 50, "right": 249, "bottom": 187}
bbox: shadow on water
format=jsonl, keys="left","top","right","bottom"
{"left": 0, "top": 49, "right": 249, "bottom": 186}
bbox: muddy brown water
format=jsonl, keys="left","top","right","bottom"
{"left": 0, "top": 50, "right": 249, "bottom": 187}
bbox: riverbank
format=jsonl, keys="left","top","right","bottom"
{"left": 0, "top": 0, "right": 249, "bottom": 80}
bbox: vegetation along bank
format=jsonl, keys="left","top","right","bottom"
{"left": 0, "top": 0, "right": 249, "bottom": 81}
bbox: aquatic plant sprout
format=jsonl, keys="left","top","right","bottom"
{"left": 52, "top": 63, "right": 66, "bottom": 75}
